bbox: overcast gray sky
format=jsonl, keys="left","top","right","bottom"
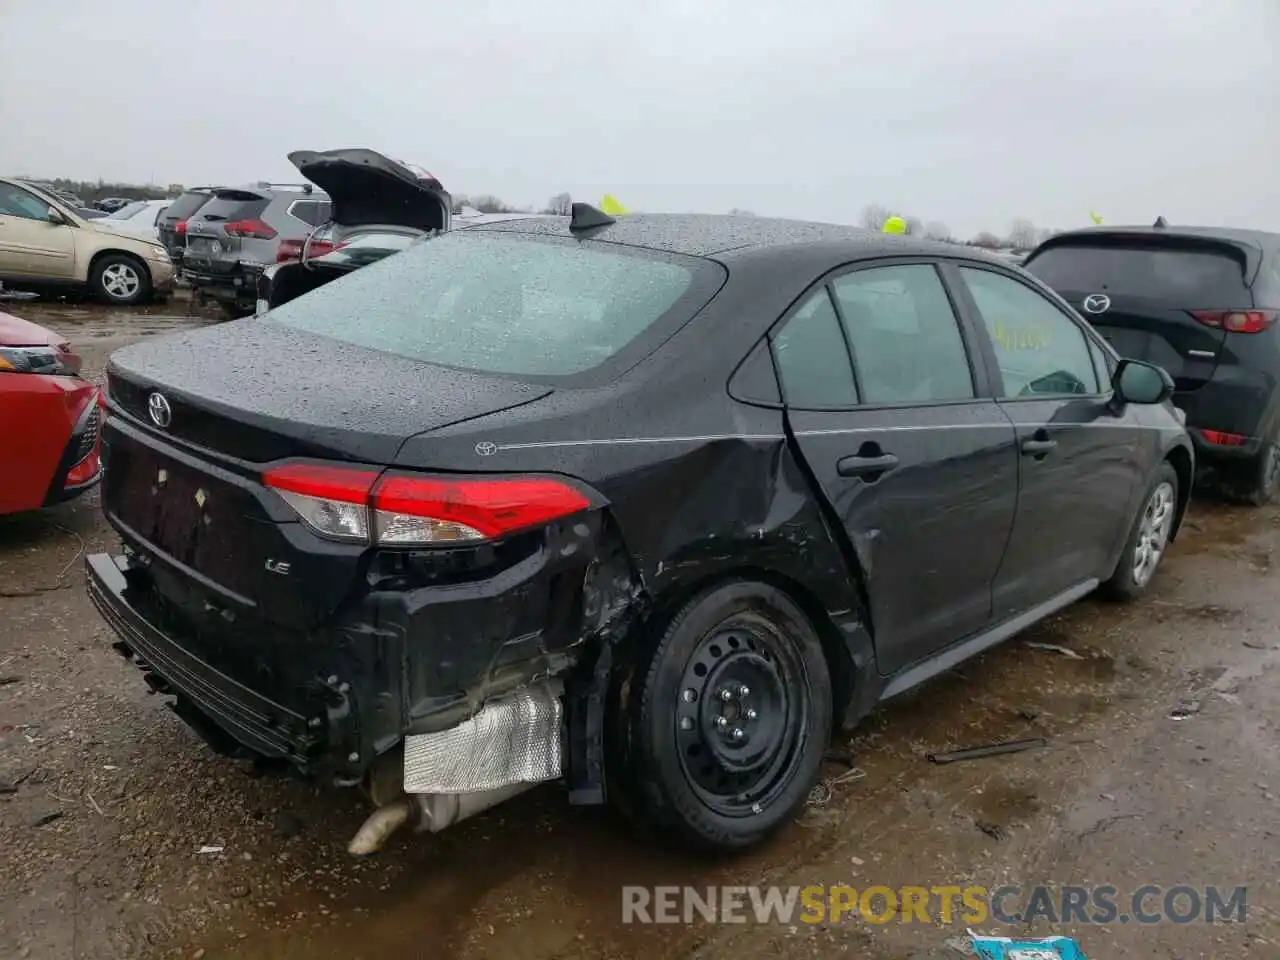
{"left": 1, "top": 0, "right": 1276, "bottom": 238}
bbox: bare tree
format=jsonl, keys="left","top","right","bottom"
{"left": 970, "top": 231, "right": 1002, "bottom": 248}
{"left": 860, "top": 204, "right": 892, "bottom": 231}
{"left": 543, "top": 192, "right": 572, "bottom": 215}
{"left": 904, "top": 216, "right": 925, "bottom": 237}
{"left": 728, "top": 208, "right": 757, "bottom": 216}
{"left": 924, "top": 221, "right": 952, "bottom": 241}
{"left": 1007, "top": 218, "right": 1039, "bottom": 250}
{"left": 469, "top": 194, "right": 517, "bottom": 214}
{"left": 1036, "top": 227, "right": 1060, "bottom": 245}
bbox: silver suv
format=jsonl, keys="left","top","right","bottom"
{"left": 182, "top": 183, "right": 331, "bottom": 317}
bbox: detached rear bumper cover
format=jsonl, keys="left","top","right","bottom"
{"left": 85, "top": 552, "right": 328, "bottom": 769}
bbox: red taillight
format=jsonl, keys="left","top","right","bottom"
{"left": 1190, "top": 310, "right": 1277, "bottom": 334}
{"left": 224, "top": 218, "right": 278, "bottom": 240}
{"left": 175, "top": 219, "right": 188, "bottom": 235}
{"left": 262, "top": 461, "right": 592, "bottom": 544}
{"left": 1201, "top": 430, "right": 1250, "bottom": 447}
{"left": 275, "top": 238, "right": 343, "bottom": 263}
{"left": 373, "top": 474, "right": 592, "bottom": 543}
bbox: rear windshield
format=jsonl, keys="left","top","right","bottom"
{"left": 265, "top": 232, "right": 714, "bottom": 377}
{"left": 1026, "top": 241, "right": 1250, "bottom": 303}
{"left": 164, "top": 191, "right": 212, "bottom": 222}
{"left": 196, "top": 191, "right": 269, "bottom": 223}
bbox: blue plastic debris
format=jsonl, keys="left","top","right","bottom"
{"left": 968, "top": 931, "right": 1087, "bottom": 959}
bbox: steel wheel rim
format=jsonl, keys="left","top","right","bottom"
{"left": 1133, "top": 481, "right": 1175, "bottom": 586}
{"left": 102, "top": 263, "right": 140, "bottom": 300}
{"left": 673, "top": 612, "right": 811, "bottom": 818}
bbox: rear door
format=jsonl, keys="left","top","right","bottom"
{"left": 1024, "top": 236, "right": 1256, "bottom": 393}
{"left": 776, "top": 260, "right": 1019, "bottom": 675}
{"left": 950, "top": 264, "right": 1148, "bottom": 617}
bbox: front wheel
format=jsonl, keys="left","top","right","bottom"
{"left": 615, "top": 581, "right": 831, "bottom": 851}
{"left": 1101, "top": 463, "right": 1178, "bottom": 601}
{"left": 90, "top": 254, "right": 150, "bottom": 305}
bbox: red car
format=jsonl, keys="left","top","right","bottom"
{"left": 0, "top": 311, "right": 102, "bottom": 515}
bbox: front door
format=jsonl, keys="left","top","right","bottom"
{"left": 774, "top": 261, "right": 1020, "bottom": 675}
{"left": 950, "top": 264, "right": 1148, "bottom": 618}
{"left": 0, "top": 183, "right": 75, "bottom": 278}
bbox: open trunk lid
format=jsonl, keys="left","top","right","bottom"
{"left": 101, "top": 319, "right": 551, "bottom": 630}
{"left": 288, "top": 148, "right": 451, "bottom": 233}
{"left": 1025, "top": 230, "right": 1260, "bottom": 392}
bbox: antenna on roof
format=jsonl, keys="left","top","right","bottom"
{"left": 1153, "top": 215, "right": 1168, "bottom": 228}
{"left": 569, "top": 202, "right": 615, "bottom": 232}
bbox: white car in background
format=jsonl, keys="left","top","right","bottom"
{"left": 94, "top": 199, "right": 171, "bottom": 241}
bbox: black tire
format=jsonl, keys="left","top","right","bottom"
{"left": 90, "top": 253, "right": 151, "bottom": 306}
{"left": 614, "top": 580, "right": 831, "bottom": 851}
{"left": 1100, "top": 462, "right": 1179, "bottom": 601}
{"left": 1232, "top": 437, "right": 1280, "bottom": 506}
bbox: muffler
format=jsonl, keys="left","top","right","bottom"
{"left": 347, "top": 682, "right": 563, "bottom": 856}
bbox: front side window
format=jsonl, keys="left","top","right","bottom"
{"left": 266, "top": 232, "right": 711, "bottom": 378}
{"left": 831, "top": 264, "right": 975, "bottom": 404}
{"left": 771, "top": 289, "right": 859, "bottom": 407}
{"left": 0, "top": 184, "right": 54, "bottom": 221}
{"left": 959, "top": 266, "right": 1100, "bottom": 398}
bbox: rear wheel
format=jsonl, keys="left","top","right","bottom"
{"left": 90, "top": 254, "right": 150, "bottom": 305}
{"left": 615, "top": 581, "right": 831, "bottom": 851}
{"left": 1101, "top": 462, "right": 1178, "bottom": 601}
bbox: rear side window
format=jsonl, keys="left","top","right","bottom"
{"left": 196, "top": 191, "right": 269, "bottom": 223}
{"left": 1026, "top": 241, "right": 1250, "bottom": 304}
{"left": 960, "top": 267, "right": 1100, "bottom": 398}
{"left": 831, "top": 264, "right": 974, "bottom": 404}
{"left": 266, "top": 233, "right": 711, "bottom": 378}
{"left": 772, "top": 290, "right": 859, "bottom": 407}
{"left": 164, "top": 191, "right": 212, "bottom": 222}
{"left": 288, "top": 199, "right": 332, "bottom": 226}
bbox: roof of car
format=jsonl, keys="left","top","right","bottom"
{"left": 470, "top": 212, "right": 987, "bottom": 261}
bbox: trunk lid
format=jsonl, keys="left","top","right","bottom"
{"left": 183, "top": 188, "right": 271, "bottom": 266}
{"left": 288, "top": 149, "right": 451, "bottom": 233}
{"left": 1025, "top": 231, "right": 1259, "bottom": 392}
{"left": 102, "top": 319, "right": 552, "bottom": 630}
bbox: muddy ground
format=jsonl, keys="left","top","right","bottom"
{"left": 1, "top": 295, "right": 1277, "bottom": 959}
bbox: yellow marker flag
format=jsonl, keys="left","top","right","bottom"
{"left": 882, "top": 215, "right": 907, "bottom": 235}
{"left": 1089, "top": 211, "right": 1103, "bottom": 225}
{"left": 599, "top": 194, "right": 628, "bottom": 216}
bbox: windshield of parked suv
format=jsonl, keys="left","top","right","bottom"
{"left": 265, "top": 232, "right": 708, "bottom": 377}
{"left": 1026, "top": 240, "right": 1250, "bottom": 303}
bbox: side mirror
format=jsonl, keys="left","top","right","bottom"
{"left": 46, "top": 206, "right": 67, "bottom": 225}
{"left": 1113, "top": 358, "right": 1173, "bottom": 405}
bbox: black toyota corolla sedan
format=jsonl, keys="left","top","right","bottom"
{"left": 86, "top": 206, "right": 1192, "bottom": 854}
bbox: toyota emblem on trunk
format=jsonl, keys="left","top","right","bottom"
{"left": 1082, "top": 294, "right": 1111, "bottom": 315}
{"left": 147, "top": 392, "right": 172, "bottom": 428}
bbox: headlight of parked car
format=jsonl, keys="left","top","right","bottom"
{"left": 0, "top": 345, "right": 80, "bottom": 376}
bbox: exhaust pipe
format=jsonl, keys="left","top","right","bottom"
{"left": 347, "top": 783, "right": 538, "bottom": 856}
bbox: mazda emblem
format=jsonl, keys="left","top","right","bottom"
{"left": 147, "top": 392, "right": 172, "bottom": 428}
{"left": 1082, "top": 293, "right": 1112, "bottom": 315}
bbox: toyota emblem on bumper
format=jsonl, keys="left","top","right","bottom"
{"left": 147, "top": 392, "right": 172, "bottom": 428}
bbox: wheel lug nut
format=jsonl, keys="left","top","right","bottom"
{"left": 719, "top": 688, "right": 734, "bottom": 701}
{"left": 730, "top": 728, "right": 745, "bottom": 741}
{"left": 746, "top": 708, "right": 758, "bottom": 721}
{"left": 715, "top": 716, "right": 728, "bottom": 729}
{"left": 739, "top": 684, "right": 750, "bottom": 697}
{"left": 679, "top": 717, "right": 693, "bottom": 731}
{"left": 682, "top": 689, "right": 696, "bottom": 703}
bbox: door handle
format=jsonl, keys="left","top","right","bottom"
{"left": 837, "top": 452, "right": 899, "bottom": 480}
{"left": 1020, "top": 435, "right": 1057, "bottom": 458}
